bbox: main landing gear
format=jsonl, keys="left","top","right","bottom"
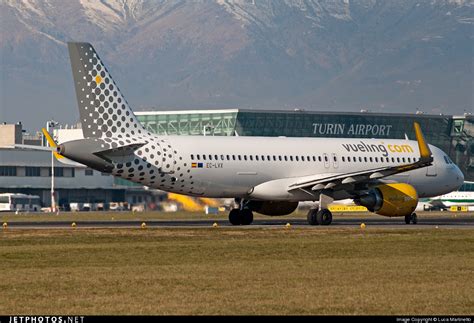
{"left": 307, "top": 208, "right": 333, "bottom": 225}
{"left": 229, "top": 208, "right": 254, "bottom": 225}
{"left": 405, "top": 213, "right": 418, "bottom": 224}
{"left": 307, "top": 189, "right": 334, "bottom": 226}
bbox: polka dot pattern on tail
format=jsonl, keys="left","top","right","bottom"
{"left": 68, "top": 42, "right": 146, "bottom": 139}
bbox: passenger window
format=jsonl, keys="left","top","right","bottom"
{"left": 290, "top": 156, "right": 293, "bottom": 161}
{"left": 284, "top": 156, "right": 288, "bottom": 161}
{"left": 238, "top": 155, "right": 242, "bottom": 161}
{"left": 318, "top": 156, "right": 322, "bottom": 162}
{"left": 197, "top": 154, "right": 200, "bottom": 160}
{"left": 342, "top": 156, "right": 345, "bottom": 162}
{"left": 209, "top": 155, "right": 212, "bottom": 160}
{"left": 364, "top": 157, "right": 367, "bottom": 162}
{"left": 369, "top": 157, "right": 372, "bottom": 162}
{"left": 203, "top": 155, "right": 207, "bottom": 160}
{"left": 256, "top": 155, "right": 259, "bottom": 161}
{"left": 191, "top": 154, "right": 194, "bottom": 160}
{"left": 226, "top": 155, "right": 230, "bottom": 161}
{"left": 279, "top": 156, "right": 282, "bottom": 161}
{"left": 359, "top": 157, "right": 362, "bottom": 162}
{"left": 232, "top": 155, "right": 236, "bottom": 161}
{"left": 295, "top": 156, "right": 299, "bottom": 161}
{"left": 221, "top": 155, "right": 224, "bottom": 160}
{"left": 397, "top": 157, "right": 400, "bottom": 163}
{"left": 374, "top": 157, "right": 378, "bottom": 162}
{"left": 267, "top": 155, "right": 271, "bottom": 161}
{"left": 334, "top": 156, "right": 337, "bottom": 162}
{"left": 402, "top": 157, "right": 405, "bottom": 163}
{"left": 312, "top": 156, "right": 316, "bottom": 162}
{"left": 391, "top": 157, "right": 395, "bottom": 163}
{"left": 386, "top": 157, "right": 390, "bottom": 163}
{"left": 249, "top": 155, "right": 253, "bottom": 161}
{"left": 215, "top": 155, "right": 218, "bottom": 160}
{"left": 244, "top": 155, "right": 247, "bottom": 161}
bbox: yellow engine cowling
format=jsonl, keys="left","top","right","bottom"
{"left": 356, "top": 183, "right": 418, "bottom": 217}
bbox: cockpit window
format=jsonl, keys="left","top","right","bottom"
{"left": 444, "top": 156, "right": 454, "bottom": 164}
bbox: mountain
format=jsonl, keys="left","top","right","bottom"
{"left": 0, "top": 0, "right": 472, "bottom": 131}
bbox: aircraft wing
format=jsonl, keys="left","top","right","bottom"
{"left": 287, "top": 122, "right": 433, "bottom": 194}
{"left": 287, "top": 159, "right": 431, "bottom": 194}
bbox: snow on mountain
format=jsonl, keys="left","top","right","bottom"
{"left": 0, "top": 0, "right": 472, "bottom": 130}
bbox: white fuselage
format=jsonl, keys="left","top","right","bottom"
{"left": 426, "top": 191, "right": 474, "bottom": 207}
{"left": 111, "top": 135, "right": 464, "bottom": 201}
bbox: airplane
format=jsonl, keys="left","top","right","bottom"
{"left": 417, "top": 183, "right": 474, "bottom": 211}
{"left": 21, "top": 42, "right": 465, "bottom": 225}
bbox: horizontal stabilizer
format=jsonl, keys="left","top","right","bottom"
{"left": 13, "top": 144, "right": 54, "bottom": 152}
{"left": 12, "top": 144, "right": 86, "bottom": 167}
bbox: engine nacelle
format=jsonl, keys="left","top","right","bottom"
{"left": 355, "top": 183, "right": 418, "bottom": 217}
{"left": 247, "top": 201, "right": 299, "bottom": 216}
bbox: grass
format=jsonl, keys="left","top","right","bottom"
{"left": 0, "top": 226, "right": 473, "bottom": 315}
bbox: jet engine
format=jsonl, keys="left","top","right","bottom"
{"left": 247, "top": 201, "right": 299, "bottom": 216}
{"left": 354, "top": 183, "right": 418, "bottom": 217}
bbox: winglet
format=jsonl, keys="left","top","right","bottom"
{"left": 41, "top": 128, "right": 63, "bottom": 159}
{"left": 42, "top": 128, "right": 57, "bottom": 147}
{"left": 413, "top": 122, "right": 432, "bottom": 161}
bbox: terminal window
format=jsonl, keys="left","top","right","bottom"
{"left": 25, "top": 167, "right": 41, "bottom": 177}
{"left": 0, "top": 166, "right": 17, "bottom": 176}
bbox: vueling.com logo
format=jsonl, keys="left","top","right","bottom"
{"left": 342, "top": 141, "right": 414, "bottom": 157}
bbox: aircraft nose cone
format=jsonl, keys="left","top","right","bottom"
{"left": 454, "top": 165, "right": 464, "bottom": 189}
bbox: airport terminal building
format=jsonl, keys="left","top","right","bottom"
{"left": 1, "top": 109, "right": 473, "bottom": 208}
{"left": 135, "top": 109, "right": 473, "bottom": 181}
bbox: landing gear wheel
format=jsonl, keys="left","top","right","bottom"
{"left": 241, "top": 209, "right": 254, "bottom": 225}
{"left": 317, "top": 209, "right": 332, "bottom": 225}
{"left": 405, "top": 213, "right": 418, "bottom": 224}
{"left": 405, "top": 215, "right": 411, "bottom": 224}
{"left": 307, "top": 209, "right": 319, "bottom": 225}
{"left": 229, "top": 209, "right": 241, "bottom": 225}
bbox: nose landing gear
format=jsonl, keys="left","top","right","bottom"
{"left": 405, "top": 213, "right": 418, "bottom": 224}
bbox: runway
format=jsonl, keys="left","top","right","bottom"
{"left": 3, "top": 215, "right": 474, "bottom": 229}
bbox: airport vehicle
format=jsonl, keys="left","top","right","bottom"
{"left": 21, "top": 42, "right": 464, "bottom": 225}
{"left": 0, "top": 193, "right": 41, "bottom": 212}
{"left": 417, "top": 182, "right": 474, "bottom": 211}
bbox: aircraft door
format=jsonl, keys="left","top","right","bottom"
{"left": 323, "top": 153, "right": 330, "bottom": 168}
{"left": 426, "top": 161, "right": 437, "bottom": 177}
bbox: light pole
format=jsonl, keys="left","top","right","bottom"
{"left": 46, "top": 120, "right": 58, "bottom": 213}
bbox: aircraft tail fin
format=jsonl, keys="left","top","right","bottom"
{"left": 67, "top": 42, "right": 147, "bottom": 139}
